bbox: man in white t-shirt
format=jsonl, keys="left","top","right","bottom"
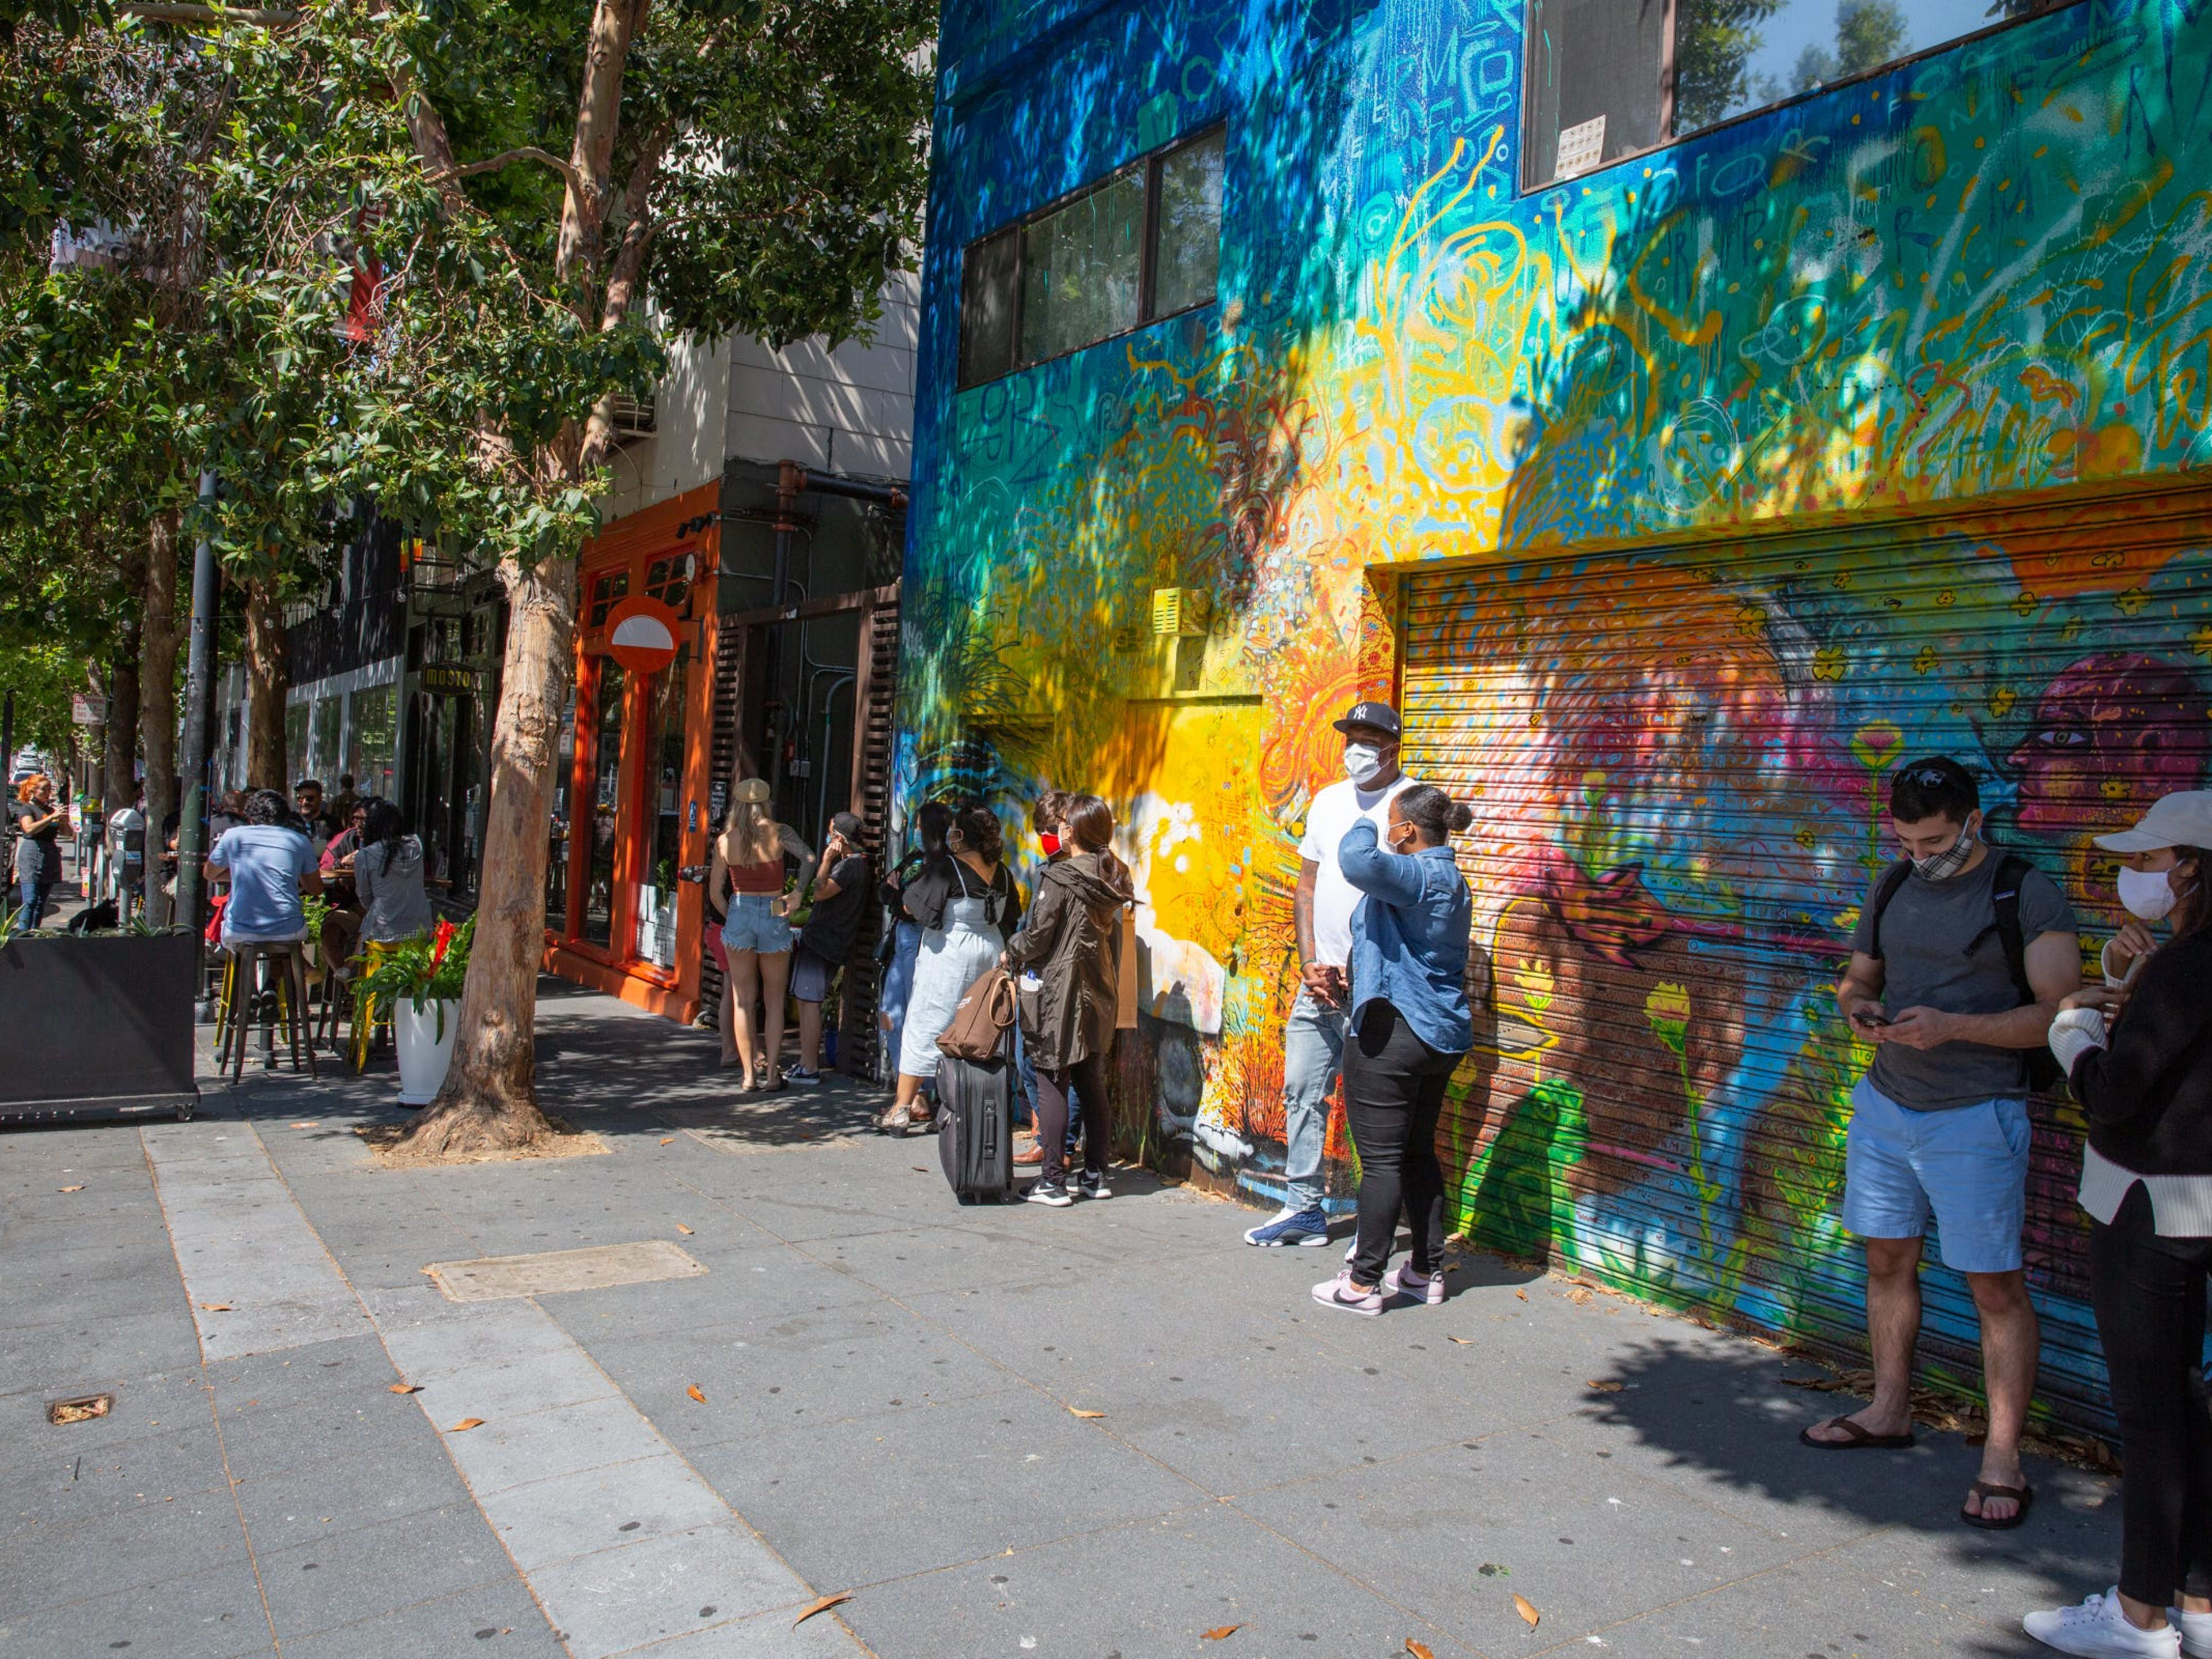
{"left": 1246, "top": 700, "right": 1415, "bottom": 1247}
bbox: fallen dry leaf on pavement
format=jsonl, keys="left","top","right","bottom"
{"left": 198, "top": 1302, "right": 232, "bottom": 1312}
{"left": 687, "top": 1385, "right": 706, "bottom": 1403}
{"left": 1201, "top": 1627, "right": 1241, "bottom": 1641}
{"left": 1514, "top": 1290, "right": 1528, "bottom": 1301}
{"left": 792, "top": 1592, "right": 851, "bottom": 1627}
{"left": 1447, "top": 1336, "right": 1474, "bottom": 1346}
{"left": 1587, "top": 1380, "right": 1623, "bottom": 1392}
{"left": 58, "top": 1185, "right": 85, "bottom": 1192}
{"left": 388, "top": 1382, "right": 422, "bottom": 1395}
{"left": 1069, "top": 1408, "right": 1105, "bottom": 1419}
{"left": 1514, "top": 1594, "right": 1541, "bottom": 1628}
{"left": 660, "top": 1137, "right": 675, "bottom": 1145}
{"left": 289, "top": 1122, "right": 317, "bottom": 1128}
{"left": 448, "top": 1417, "right": 484, "bottom": 1433}
{"left": 1406, "top": 1641, "right": 1437, "bottom": 1658}
{"left": 1567, "top": 1288, "right": 1593, "bottom": 1305}
{"left": 675, "top": 1223, "right": 695, "bottom": 1235}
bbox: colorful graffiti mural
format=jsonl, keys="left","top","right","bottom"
{"left": 899, "top": 0, "right": 2212, "bottom": 1431}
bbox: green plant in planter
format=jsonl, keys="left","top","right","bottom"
{"left": 357, "top": 918, "right": 473, "bottom": 1037}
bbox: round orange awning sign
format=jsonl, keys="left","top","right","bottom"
{"left": 602, "top": 595, "right": 681, "bottom": 673}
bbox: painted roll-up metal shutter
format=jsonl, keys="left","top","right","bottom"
{"left": 1398, "top": 491, "right": 2212, "bottom": 1440}
{"left": 836, "top": 591, "right": 903, "bottom": 1081}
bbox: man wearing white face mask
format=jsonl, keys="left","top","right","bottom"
{"left": 1809, "top": 754, "right": 2080, "bottom": 1534}
{"left": 1245, "top": 700, "right": 1416, "bottom": 1248}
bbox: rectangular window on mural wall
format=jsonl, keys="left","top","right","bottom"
{"left": 1522, "top": 0, "right": 2078, "bottom": 190}
{"left": 958, "top": 124, "right": 1226, "bottom": 389}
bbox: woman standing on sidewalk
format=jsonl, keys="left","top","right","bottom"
{"left": 9, "top": 774, "right": 69, "bottom": 929}
{"left": 884, "top": 804, "right": 1019, "bottom": 1135}
{"left": 708, "top": 779, "right": 811, "bottom": 1093}
{"left": 1006, "top": 794, "right": 1132, "bottom": 1206}
{"left": 1311, "top": 785, "right": 1474, "bottom": 1316}
{"left": 2024, "top": 790, "right": 2212, "bottom": 1659}
{"left": 877, "top": 800, "right": 951, "bottom": 1091}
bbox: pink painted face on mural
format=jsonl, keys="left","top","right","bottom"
{"left": 2009, "top": 653, "right": 2210, "bottom": 836}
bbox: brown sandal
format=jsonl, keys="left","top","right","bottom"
{"left": 1798, "top": 1415, "right": 1916, "bottom": 1450}
{"left": 1960, "top": 1480, "right": 2032, "bottom": 1530}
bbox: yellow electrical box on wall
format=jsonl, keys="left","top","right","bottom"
{"left": 1150, "top": 587, "right": 1211, "bottom": 636}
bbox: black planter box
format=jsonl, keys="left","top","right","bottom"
{"left": 0, "top": 931, "right": 200, "bottom": 1123}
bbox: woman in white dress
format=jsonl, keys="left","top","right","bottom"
{"left": 883, "top": 804, "right": 1020, "bottom": 1135}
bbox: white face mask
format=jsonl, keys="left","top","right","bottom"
{"left": 2118, "top": 865, "right": 2178, "bottom": 921}
{"left": 1343, "top": 743, "right": 1389, "bottom": 787}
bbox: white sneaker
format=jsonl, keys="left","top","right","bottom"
{"left": 2024, "top": 1590, "right": 2180, "bottom": 1657}
{"left": 2172, "top": 1608, "right": 2212, "bottom": 1659}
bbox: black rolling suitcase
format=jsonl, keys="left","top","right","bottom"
{"left": 938, "top": 1052, "right": 1018, "bottom": 1203}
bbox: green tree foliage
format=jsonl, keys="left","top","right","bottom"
{"left": 1834, "top": 0, "right": 1908, "bottom": 77}
{"left": 1672, "top": 0, "right": 1785, "bottom": 133}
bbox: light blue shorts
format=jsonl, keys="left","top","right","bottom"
{"left": 1840, "top": 1075, "right": 2029, "bottom": 1274}
{"left": 721, "top": 893, "right": 790, "bottom": 956}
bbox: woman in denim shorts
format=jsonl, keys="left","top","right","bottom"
{"left": 708, "top": 779, "right": 810, "bottom": 1092}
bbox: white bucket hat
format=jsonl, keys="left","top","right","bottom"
{"left": 2092, "top": 790, "right": 2212, "bottom": 853}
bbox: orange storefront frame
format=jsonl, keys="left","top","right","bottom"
{"left": 543, "top": 482, "right": 722, "bottom": 1022}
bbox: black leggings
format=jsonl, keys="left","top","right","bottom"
{"left": 1343, "top": 1001, "right": 1458, "bottom": 1287}
{"left": 1036, "top": 1053, "right": 1109, "bottom": 1185}
{"left": 2089, "top": 1183, "right": 2212, "bottom": 1607}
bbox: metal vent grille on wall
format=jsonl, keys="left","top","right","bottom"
{"left": 1397, "top": 492, "right": 2212, "bottom": 1440}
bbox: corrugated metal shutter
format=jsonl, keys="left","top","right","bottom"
{"left": 836, "top": 592, "right": 902, "bottom": 1080}
{"left": 697, "top": 622, "right": 753, "bottom": 1023}
{"left": 1399, "top": 498, "right": 2212, "bottom": 1440}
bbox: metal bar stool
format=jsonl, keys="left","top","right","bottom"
{"left": 214, "top": 941, "right": 318, "bottom": 1083}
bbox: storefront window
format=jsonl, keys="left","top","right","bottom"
{"left": 582, "top": 662, "right": 627, "bottom": 948}
{"left": 312, "top": 696, "right": 342, "bottom": 782}
{"left": 347, "top": 685, "right": 398, "bottom": 799}
{"left": 284, "top": 701, "right": 310, "bottom": 782}
{"left": 546, "top": 684, "right": 576, "bottom": 931}
{"left": 634, "top": 646, "right": 689, "bottom": 969}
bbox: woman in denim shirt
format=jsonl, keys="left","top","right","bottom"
{"left": 1312, "top": 785, "right": 1475, "bottom": 1316}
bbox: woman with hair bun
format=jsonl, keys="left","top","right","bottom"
{"left": 1311, "top": 784, "right": 1475, "bottom": 1316}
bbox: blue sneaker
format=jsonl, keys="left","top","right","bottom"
{"left": 1244, "top": 1206, "right": 1328, "bottom": 1247}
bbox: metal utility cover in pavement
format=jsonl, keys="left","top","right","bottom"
{"left": 425, "top": 1240, "right": 706, "bottom": 1302}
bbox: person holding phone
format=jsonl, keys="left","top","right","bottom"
{"left": 9, "top": 773, "right": 70, "bottom": 929}
{"left": 2022, "top": 791, "right": 2212, "bottom": 1659}
{"left": 1812, "top": 756, "right": 2079, "bottom": 1533}
{"left": 1244, "top": 702, "right": 1417, "bottom": 1248}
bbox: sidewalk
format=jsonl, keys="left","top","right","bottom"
{"left": 3, "top": 980, "right": 2118, "bottom": 1657}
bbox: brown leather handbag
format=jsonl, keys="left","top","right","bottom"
{"left": 936, "top": 963, "right": 1017, "bottom": 1061}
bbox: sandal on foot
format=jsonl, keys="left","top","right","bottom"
{"left": 1798, "top": 1415, "right": 1916, "bottom": 1450}
{"left": 1960, "top": 1480, "right": 2032, "bottom": 1530}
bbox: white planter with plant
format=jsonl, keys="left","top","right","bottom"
{"left": 359, "top": 920, "right": 471, "bottom": 1107}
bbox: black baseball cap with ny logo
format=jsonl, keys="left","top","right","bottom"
{"left": 1331, "top": 700, "right": 1402, "bottom": 738}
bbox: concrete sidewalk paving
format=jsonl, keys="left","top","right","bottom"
{"left": 2, "top": 980, "right": 2118, "bottom": 1657}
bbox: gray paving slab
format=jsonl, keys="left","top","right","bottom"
{"left": 476, "top": 1453, "right": 736, "bottom": 1570}
{"left": 524, "top": 1522, "right": 815, "bottom": 1659}
{"left": 839, "top": 1501, "right": 1468, "bottom": 1659}
{"left": 253, "top": 1502, "right": 514, "bottom": 1639}
{"left": 0, "top": 1559, "right": 275, "bottom": 1657}
{"left": 623, "top": 1603, "right": 867, "bottom": 1656}
{"left": 422, "top": 1392, "right": 674, "bottom": 1494}
{"left": 229, "top": 1431, "right": 475, "bottom": 1552}
{"left": 267, "top": 1577, "right": 566, "bottom": 1658}
{"left": 685, "top": 1384, "right": 1209, "bottom": 1589}
{"left": 0, "top": 1482, "right": 248, "bottom": 1613}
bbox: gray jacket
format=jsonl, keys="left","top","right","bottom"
{"left": 355, "top": 835, "right": 434, "bottom": 942}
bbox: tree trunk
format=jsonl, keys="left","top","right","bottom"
{"left": 243, "top": 577, "right": 288, "bottom": 790}
{"left": 389, "top": 552, "right": 575, "bottom": 1158}
{"left": 140, "top": 510, "right": 183, "bottom": 923}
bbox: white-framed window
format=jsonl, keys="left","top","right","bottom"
{"left": 1523, "top": 0, "right": 2078, "bottom": 191}
{"left": 959, "top": 124, "right": 1226, "bottom": 389}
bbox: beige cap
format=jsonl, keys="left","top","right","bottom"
{"left": 729, "top": 778, "right": 771, "bottom": 805}
{"left": 2092, "top": 790, "right": 2212, "bottom": 853}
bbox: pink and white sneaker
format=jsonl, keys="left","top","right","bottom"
{"left": 1311, "top": 1272, "right": 1385, "bottom": 1316}
{"left": 1384, "top": 1263, "right": 1446, "bottom": 1305}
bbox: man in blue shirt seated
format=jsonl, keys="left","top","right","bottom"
{"left": 206, "top": 788, "right": 323, "bottom": 948}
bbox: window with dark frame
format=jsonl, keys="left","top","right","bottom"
{"left": 958, "top": 124, "right": 1226, "bottom": 389}
{"left": 1522, "top": 0, "right": 2080, "bottom": 192}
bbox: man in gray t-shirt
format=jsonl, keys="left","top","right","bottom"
{"left": 1804, "top": 756, "right": 2078, "bottom": 1534}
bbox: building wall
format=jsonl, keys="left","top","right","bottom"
{"left": 900, "top": 0, "right": 2212, "bottom": 1427}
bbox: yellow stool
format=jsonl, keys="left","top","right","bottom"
{"left": 349, "top": 940, "right": 396, "bottom": 1072}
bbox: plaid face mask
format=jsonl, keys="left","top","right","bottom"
{"left": 1911, "top": 823, "right": 1978, "bottom": 882}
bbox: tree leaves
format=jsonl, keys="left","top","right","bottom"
{"left": 447, "top": 1416, "right": 484, "bottom": 1432}
{"left": 1200, "top": 1627, "right": 1240, "bottom": 1641}
{"left": 685, "top": 1384, "right": 705, "bottom": 1403}
{"left": 792, "top": 1592, "right": 850, "bottom": 1627}
{"left": 1514, "top": 1594, "right": 1541, "bottom": 1628}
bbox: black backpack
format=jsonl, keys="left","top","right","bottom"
{"left": 1864, "top": 852, "right": 2065, "bottom": 1093}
